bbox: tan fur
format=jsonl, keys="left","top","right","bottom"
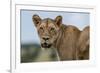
{"left": 32, "top": 14, "right": 89, "bottom": 60}
{"left": 77, "top": 26, "right": 90, "bottom": 60}
{"left": 53, "top": 25, "right": 81, "bottom": 60}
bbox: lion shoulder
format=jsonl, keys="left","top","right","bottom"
{"left": 61, "top": 24, "right": 81, "bottom": 35}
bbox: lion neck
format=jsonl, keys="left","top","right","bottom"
{"left": 53, "top": 24, "right": 66, "bottom": 49}
{"left": 52, "top": 24, "right": 67, "bottom": 60}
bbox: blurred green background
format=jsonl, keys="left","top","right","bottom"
{"left": 21, "top": 43, "right": 58, "bottom": 63}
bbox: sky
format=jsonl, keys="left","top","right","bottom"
{"left": 21, "top": 10, "right": 89, "bottom": 44}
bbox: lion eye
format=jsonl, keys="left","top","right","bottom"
{"left": 40, "top": 27, "right": 43, "bottom": 30}
{"left": 39, "top": 27, "right": 44, "bottom": 32}
{"left": 50, "top": 28, "right": 55, "bottom": 32}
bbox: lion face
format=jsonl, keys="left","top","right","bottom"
{"left": 32, "top": 14, "right": 62, "bottom": 48}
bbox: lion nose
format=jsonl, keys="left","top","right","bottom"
{"left": 43, "top": 37, "right": 49, "bottom": 41}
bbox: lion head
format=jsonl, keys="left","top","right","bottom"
{"left": 32, "top": 14, "right": 62, "bottom": 48}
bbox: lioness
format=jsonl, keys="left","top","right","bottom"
{"left": 32, "top": 14, "right": 89, "bottom": 60}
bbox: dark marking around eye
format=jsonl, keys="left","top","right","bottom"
{"left": 51, "top": 28, "right": 55, "bottom": 31}
{"left": 39, "top": 27, "right": 44, "bottom": 33}
{"left": 50, "top": 27, "right": 56, "bottom": 35}
{"left": 40, "top": 27, "right": 43, "bottom": 30}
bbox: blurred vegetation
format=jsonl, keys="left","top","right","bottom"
{"left": 21, "top": 43, "right": 58, "bottom": 63}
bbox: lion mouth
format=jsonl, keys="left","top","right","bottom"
{"left": 41, "top": 43, "right": 52, "bottom": 48}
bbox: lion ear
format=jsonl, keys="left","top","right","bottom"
{"left": 55, "top": 15, "right": 62, "bottom": 27}
{"left": 32, "top": 14, "right": 41, "bottom": 27}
